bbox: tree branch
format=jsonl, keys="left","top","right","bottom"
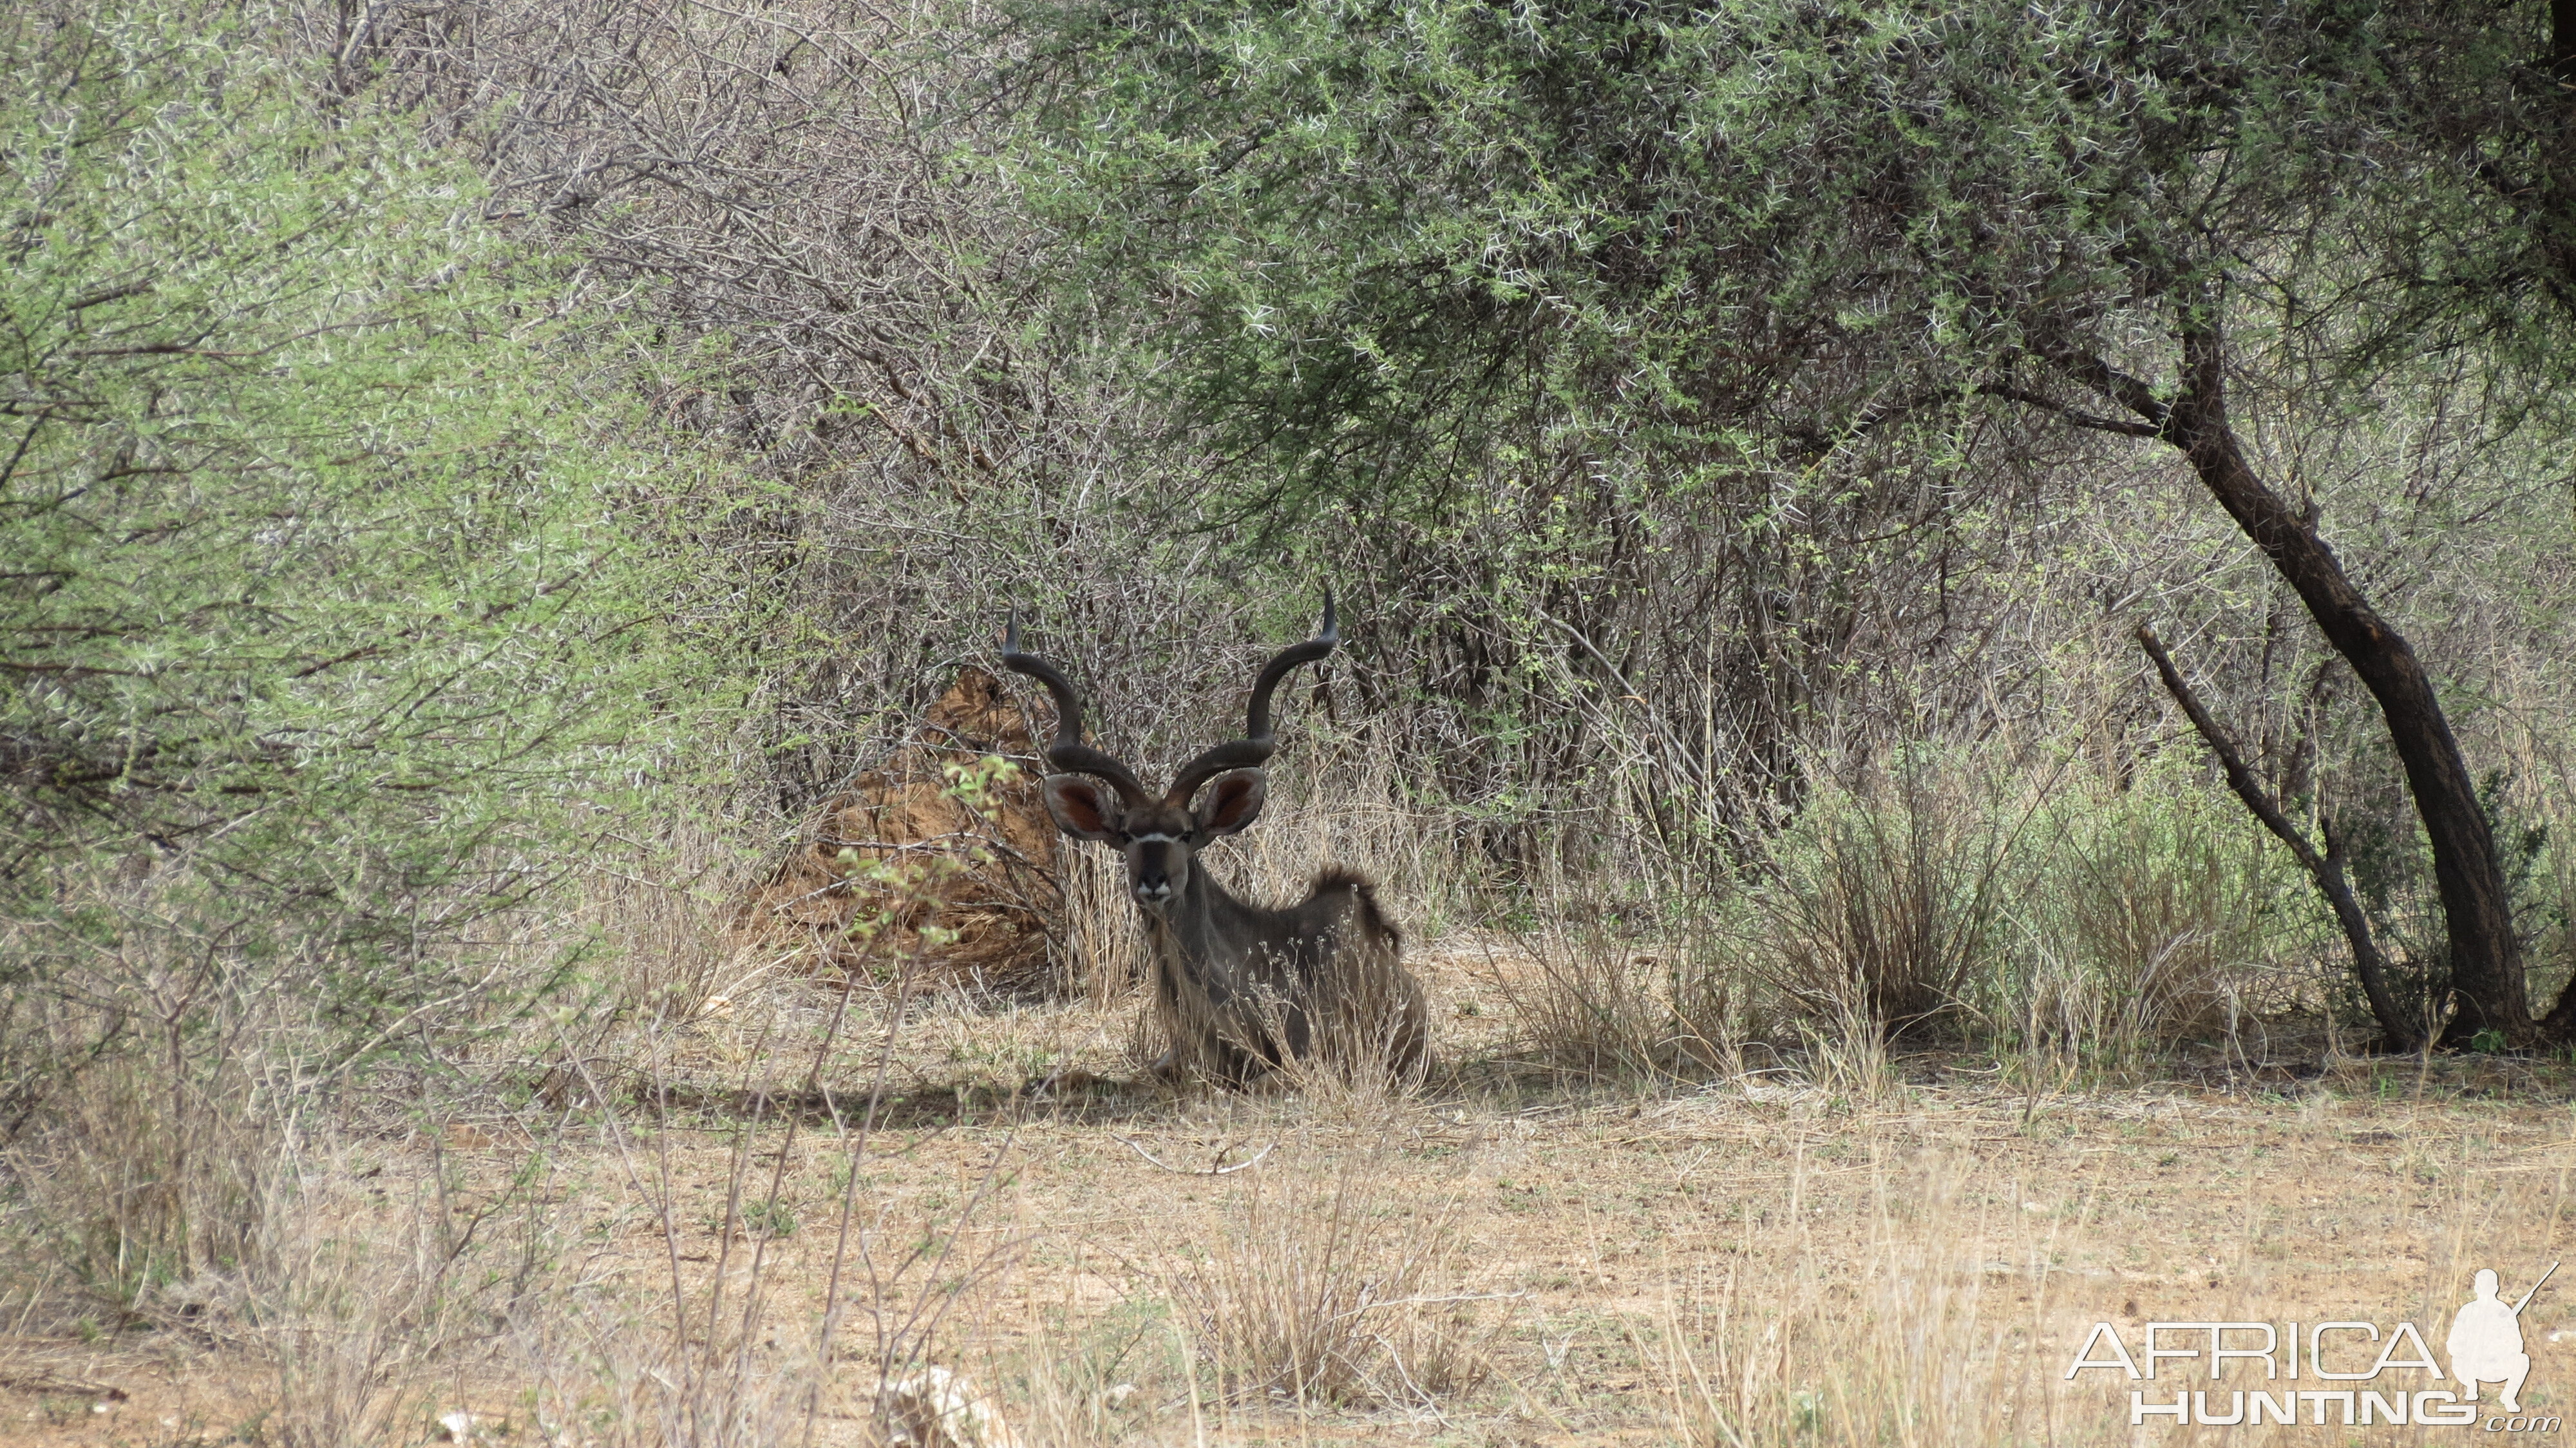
{"left": 1976, "top": 383, "right": 2164, "bottom": 437}
{"left": 2136, "top": 624, "right": 2418, "bottom": 1050}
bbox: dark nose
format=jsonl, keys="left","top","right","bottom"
{"left": 1132, "top": 840, "right": 1179, "bottom": 905}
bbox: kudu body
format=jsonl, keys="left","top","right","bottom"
{"left": 1002, "top": 600, "right": 1428, "bottom": 1087}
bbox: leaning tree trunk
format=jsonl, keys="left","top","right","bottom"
{"left": 2061, "top": 325, "right": 2530, "bottom": 1045}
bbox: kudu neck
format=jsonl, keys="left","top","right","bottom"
{"left": 1139, "top": 855, "right": 1259, "bottom": 955}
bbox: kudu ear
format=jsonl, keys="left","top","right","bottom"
{"left": 1043, "top": 776, "right": 1126, "bottom": 842}
{"left": 1193, "top": 768, "right": 1268, "bottom": 837}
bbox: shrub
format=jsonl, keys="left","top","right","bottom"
{"left": 0, "top": 0, "right": 751, "bottom": 1307}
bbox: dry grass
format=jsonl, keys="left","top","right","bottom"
{"left": 12, "top": 935, "right": 2576, "bottom": 1447}
{"left": 1483, "top": 924, "right": 1681, "bottom": 1083}
{"left": 1752, "top": 764, "right": 2026, "bottom": 1038}
{"left": 5, "top": 772, "right": 2570, "bottom": 1447}
{"left": 1159, "top": 1136, "right": 1499, "bottom": 1411}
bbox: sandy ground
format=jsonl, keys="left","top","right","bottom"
{"left": 8, "top": 940, "right": 2575, "bottom": 1446}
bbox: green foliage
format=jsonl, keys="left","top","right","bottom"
{"left": 1735, "top": 751, "right": 2324, "bottom": 1056}
{"left": 0, "top": 0, "right": 759, "bottom": 1234}
{"left": 1010, "top": 0, "right": 2575, "bottom": 1042}
{"left": 0, "top": 0, "right": 767, "bottom": 1306}
{"left": 2, "top": 5, "right": 739, "bottom": 937}
{"left": 1012, "top": 0, "right": 2412, "bottom": 515}
{"left": 1009, "top": 0, "right": 2576, "bottom": 564}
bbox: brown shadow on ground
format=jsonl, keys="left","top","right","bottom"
{"left": 630, "top": 1071, "right": 1185, "bottom": 1132}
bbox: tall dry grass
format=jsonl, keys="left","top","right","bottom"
{"left": 0, "top": 873, "right": 327, "bottom": 1318}
{"left": 1475, "top": 917, "right": 1750, "bottom": 1083}
{"left": 1643, "top": 1112, "right": 2567, "bottom": 1446}
{"left": 1481, "top": 749, "right": 2331, "bottom": 1085}
{"left": 0, "top": 828, "right": 945, "bottom": 1447}
{"left": 1159, "top": 1142, "right": 1500, "bottom": 1410}
{"left": 1752, "top": 760, "right": 2031, "bottom": 1037}
{"left": 1654, "top": 1156, "right": 2055, "bottom": 1445}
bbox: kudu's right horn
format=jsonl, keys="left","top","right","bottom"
{"left": 1164, "top": 589, "right": 1338, "bottom": 809}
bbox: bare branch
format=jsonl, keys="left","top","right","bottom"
{"left": 2136, "top": 624, "right": 2416, "bottom": 1049}
{"left": 1977, "top": 383, "right": 2163, "bottom": 437}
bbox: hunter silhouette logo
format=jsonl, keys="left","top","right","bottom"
{"left": 2452, "top": 1264, "right": 2553, "bottom": 1415}
{"left": 2065, "top": 1262, "right": 2561, "bottom": 1430}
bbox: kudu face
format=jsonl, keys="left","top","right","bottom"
{"left": 1041, "top": 769, "right": 1267, "bottom": 915}
{"left": 997, "top": 596, "right": 1337, "bottom": 916}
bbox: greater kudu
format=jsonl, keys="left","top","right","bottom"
{"left": 1001, "top": 597, "right": 1428, "bottom": 1087}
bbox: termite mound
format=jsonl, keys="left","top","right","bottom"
{"left": 744, "top": 667, "right": 1061, "bottom": 993}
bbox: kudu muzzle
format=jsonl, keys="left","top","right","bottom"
{"left": 1126, "top": 834, "right": 1185, "bottom": 908}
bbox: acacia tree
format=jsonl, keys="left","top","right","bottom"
{"left": 1009, "top": 0, "right": 2575, "bottom": 1045}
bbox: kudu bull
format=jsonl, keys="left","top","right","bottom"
{"left": 1001, "top": 598, "right": 1428, "bottom": 1087}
